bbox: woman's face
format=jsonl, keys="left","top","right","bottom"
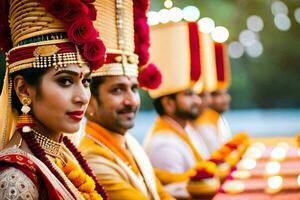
{"left": 29, "top": 64, "right": 91, "bottom": 134}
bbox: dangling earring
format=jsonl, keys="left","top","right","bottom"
{"left": 16, "top": 97, "right": 35, "bottom": 133}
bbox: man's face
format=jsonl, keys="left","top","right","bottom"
{"left": 199, "top": 91, "right": 212, "bottom": 112}
{"left": 174, "top": 89, "right": 202, "bottom": 120}
{"left": 210, "top": 89, "right": 231, "bottom": 113}
{"left": 91, "top": 76, "right": 140, "bottom": 134}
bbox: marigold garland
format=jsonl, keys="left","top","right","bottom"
{"left": 21, "top": 131, "right": 108, "bottom": 200}
{"left": 57, "top": 159, "right": 103, "bottom": 200}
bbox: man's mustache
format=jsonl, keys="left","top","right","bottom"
{"left": 116, "top": 106, "right": 138, "bottom": 114}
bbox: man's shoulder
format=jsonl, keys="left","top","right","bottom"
{"left": 79, "top": 136, "right": 115, "bottom": 161}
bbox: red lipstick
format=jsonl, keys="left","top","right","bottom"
{"left": 67, "top": 111, "right": 84, "bottom": 122}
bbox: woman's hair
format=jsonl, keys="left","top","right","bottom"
{"left": 11, "top": 68, "right": 48, "bottom": 113}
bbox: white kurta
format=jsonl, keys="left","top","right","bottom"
{"left": 217, "top": 115, "right": 232, "bottom": 144}
{"left": 193, "top": 123, "right": 221, "bottom": 155}
{"left": 185, "top": 124, "right": 211, "bottom": 160}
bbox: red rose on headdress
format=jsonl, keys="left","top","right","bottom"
{"left": 83, "top": 39, "right": 106, "bottom": 61}
{"left": 86, "top": 3, "right": 97, "bottom": 20}
{"left": 138, "top": 63, "right": 162, "bottom": 89}
{"left": 133, "top": 0, "right": 149, "bottom": 12}
{"left": 41, "top": 0, "right": 71, "bottom": 19}
{"left": 89, "top": 57, "right": 105, "bottom": 71}
{"left": 81, "top": 0, "right": 95, "bottom": 3}
{"left": 67, "top": 17, "right": 99, "bottom": 45}
{"left": 135, "top": 44, "right": 149, "bottom": 66}
{"left": 134, "top": 18, "right": 150, "bottom": 44}
{"left": 64, "top": 1, "right": 89, "bottom": 23}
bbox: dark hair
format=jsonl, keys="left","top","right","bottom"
{"left": 89, "top": 76, "right": 106, "bottom": 103}
{"left": 11, "top": 68, "right": 48, "bottom": 113}
{"left": 153, "top": 93, "right": 176, "bottom": 116}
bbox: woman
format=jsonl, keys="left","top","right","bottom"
{"left": 0, "top": 0, "right": 108, "bottom": 199}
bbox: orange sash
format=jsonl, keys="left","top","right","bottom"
{"left": 85, "top": 120, "right": 140, "bottom": 175}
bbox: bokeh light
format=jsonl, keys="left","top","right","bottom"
{"left": 246, "top": 41, "right": 263, "bottom": 58}
{"left": 169, "top": 7, "right": 183, "bottom": 22}
{"left": 228, "top": 41, "right": 244, "bottom": 59}
{"left": 212, "top": 26, "right": 229, "bottom": 43}
{"left": 158, "top": 9, "right": 170, "bottom": 24}
{"left": 198, "top": 17, "right": 215, "bottom": 34}
{"left": 147, "top": 11, "right": 159, "bottom": 26}
{"left": 271, "top": 1, "right": 289, "bottom": 16}
{"left": 183, "top": 6, "right": 200, "bottom": 22}
{"left": 274, "top": 13, "right": 291, "bottom": 31}
{"left": 239, "top": 29, "right": 257, "bottom": 47}
{"left": 247, "top": 15, "right": 264, "bottom": 32}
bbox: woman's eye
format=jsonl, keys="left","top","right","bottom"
{"left": 82, "top": 78, "right": 91, "bottom": 87}
{"left": 58, "top": 78, "right": 73, "bottom": 86}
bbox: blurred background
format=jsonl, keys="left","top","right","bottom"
{"left": 131, "top": 0, "right": 300, "bottom": 142}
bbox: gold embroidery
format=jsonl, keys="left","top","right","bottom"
{"left": 33, "top": 45, "right": 60, "bottom": 57}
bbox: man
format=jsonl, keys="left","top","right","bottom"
{"left": 210, "top": 88, "right": 232, "bottom": 143}
{"left": 193, "top": 42, "right": 232, "bottom": 153}
{"left": 143, "top": 21, "right": 211, "bottom": 198}
{"left": 79, "top": 1, "right": 174, "bottom": 200}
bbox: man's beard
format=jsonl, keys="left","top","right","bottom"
{"left": 175, "top": 106, "right": 199, "bottom": 120}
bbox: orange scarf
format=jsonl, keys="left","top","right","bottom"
{"left": 85, "top": 120, "right": 140, "bottom": 175}
{"left": 152, "top": 116, "right": 203, "bottom": 162}
{"left": 195, "top": 108, "right": 219, "bottom": 126}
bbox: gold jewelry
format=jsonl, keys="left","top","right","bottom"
{"left": 16, "top": 97, "right": 35, "bottom": 133}
{"left": 31, "top": 129, "right": 63, "bottom": 157}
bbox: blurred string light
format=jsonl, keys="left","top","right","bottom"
{"left": 246, "top": 40, "right": 263, "bottom": 58}
{"left": 158, "top": 9, "right": 170, "bottom": 24}
{"left": 164, "top": 0, "right": 173, "bottom": 9}
{"left": 212, "top": 26, "right": 229, "bottom": 43}
{"left": 239, "top": 29, "right": 257, "bottom": 47}
{"left": 294, "top": 7, "right": 300, "bottom": 24}
{"left": 247, "top": 15, "right": 264, "bottom": 32}
{"left": 147, "top": 11, "right": 159, "bottom": 26}
{"left": 228, "top": 41, "right": 244, "bottom": 59}
{"left": 183, "top": 6, "right": 200, "bottom": 22}
{"left": 271, "top": 1, "right": 289, "bottom": 16}
{"left": 274, "top": 13, "right": 291, "bottom": 31}
{"left": 169, "top": 7, "right": 183, "bottom": 22}
{"left": 198, "top": 17, "right": 215, "bottom": 34}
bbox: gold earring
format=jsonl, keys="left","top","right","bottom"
{"left": 16, "top": 97, "right": 35, "bottom": 133}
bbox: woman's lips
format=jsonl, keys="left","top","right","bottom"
{"left": 67, "top": 111, "right": 84, "bottom": 122}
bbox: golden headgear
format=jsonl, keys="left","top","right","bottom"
{"left": 91, "top": 0, "right": 162, "bottom": 90}
{"left": 0, "top": 0, "right": 105, "bottom": 149}
{"left": 148, "top": 22, "right": 204, "bottom": 99}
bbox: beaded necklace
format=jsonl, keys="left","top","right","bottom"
{"left": 21, "top": 130, "right": 108, "bottom": 200}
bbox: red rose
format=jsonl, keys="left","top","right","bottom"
{"left": 135, "top": 44, "right": 149, "bottom": 66}
{"left": 89, "top": 57, "right": 105, "bottom": 71}
{"left": 83, "top": 39, "right": 106, "bottom": 61}
{"left": 67, "top": 17, "right": 99, "bottom": 45}
{"left": 133, "top": 0, "right": 149, "bottom": 12}
{"left": 63, "top": 1, "right": 89, "bottom": 23}
{"left": 134, "top": 18, "right": 149, "bottom": 44}
{"left": 138, "top": 63, "right": 162, "bottom": 89}
{"left": 81, "top": 0, "right": 95, "bottom": 3}
{"left": 86, "top": 3, "right": 97, "bottom": 21}
{"left": 41, "top": 0, "right": 71, "bottom": 19}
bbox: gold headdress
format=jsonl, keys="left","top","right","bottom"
{"left": 148, "top": 22, "right": 204, "bottom": 99}
{"left": 91, "top": 0, "right": 162, "bottom": 90}
{"left": 0, "top": 0, "right": 105, "bottom": 149}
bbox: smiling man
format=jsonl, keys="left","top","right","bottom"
{"left": 78, "top": 1, "right": 174, "bottom": 200}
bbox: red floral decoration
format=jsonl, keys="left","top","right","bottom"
{"left": 41, "top": 0, "right": 106, "bottom": 71}
{"left": 0, "top": 0, "right": 12, "bottom": 52}
{"left": 138, "top": 63, "right": 162, "bottom": 89}
{"left": 133, "top": 0, "right": 162, "bottom": 89}
{"left": 67, "top": 17, "right": 99, "bottom": 44}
